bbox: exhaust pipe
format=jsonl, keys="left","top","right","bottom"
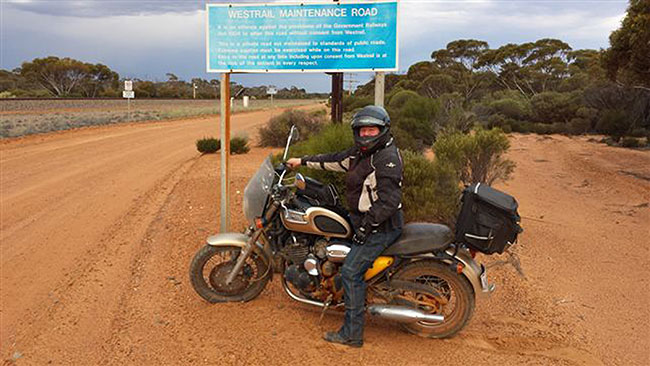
{"left": 367, "top": 305, "right": 444, "bottom": 323}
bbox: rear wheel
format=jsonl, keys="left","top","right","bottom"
{"left": 189, "top": 245, "right": 270, "bottom": 303}
{"left": 393, "top": 260, "right": 475, "bottom": 338}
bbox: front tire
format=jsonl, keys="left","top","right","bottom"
{"left": 393, "top": 260, "right": 475, "bottom": 338}
{"left": 189, "top": 244, "right": 270, "bottom": 303}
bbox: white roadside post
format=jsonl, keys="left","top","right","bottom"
{"left": 123, "top": 80, "right": 134, "bottom": 121}
{"left": 243, "top": 96, "right": 249, "bottom": 108}
{"left": 374, "top": 72, "right": 385, "bottom": 107}
{"left": 267, "top": 86, "right": 277, "bottom": 106}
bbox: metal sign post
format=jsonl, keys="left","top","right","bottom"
{"left": 220, "top": 73, "right": 231, "bottom": 232}
{"left": 267, "top": 86, "right": 277, "bottom": 106}
{"left": 123, "top": 80, "right": 134, "bottom": 121}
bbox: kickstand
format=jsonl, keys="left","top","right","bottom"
{"left": 318, "top": 295, "right": 333, "bottom": 325}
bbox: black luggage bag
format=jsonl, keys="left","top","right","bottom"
{"left": 455, "top": 183, "right": 522, "bottom": 254}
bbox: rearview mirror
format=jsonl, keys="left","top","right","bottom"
{"left": 295, "top": 173, "right": 306, "bottom": 190}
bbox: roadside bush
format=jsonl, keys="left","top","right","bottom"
{"left": 531, "top": 91, "right": 579, "bottom": 123}
{"left": 387, "top": 90, "right": 420, "bottom": 110}
{"left": 343, "top": 94, "right": 373, "bottom": 112}
{"left": 510, "top": 120, "right": 533, "bottom": 134}
{"left": 258, "top": 109, "right": 326, "bottom": 147}
{"left": 620, "top": 137, "right": 641, "bottom": 148}
{"left": 230, "top": 136, "right": 250, "bottom": 154}
{"left": 595, "top": 109, "right": 632, "bottom": 138}
{"left": 392, "top": 126, "right": 425, "bottom": 153}
{"left": 401, "top": 150, "right": 460, "bottom": 225}
{"left": 433, "top": 128, "right": 515, "bottom": 185}
{"left": 394, "top": 94, "right": 438, "bottom": 144}
{"left": 196, "top": 136, "right": 249, "bottom": 154}
{"left": 568, "top": 118, "right": 591, "bottom": 135}
{"left": 489, "top": 98, "right": 531, "bottom": 120}
{"left": 196, "top": 137, "right": 220, "bottom": 154}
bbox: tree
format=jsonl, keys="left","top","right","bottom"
{"left": 601, "top": 0, "right": 650, "bottom": 89}
{"left": 20, "top": 57, "right": 89, "bottom": 96}
{"left": 431, "top": 40, "right": 491, "bottom": 104}
{"left": 80, "top": 63, "right": 119, "bottom": 97}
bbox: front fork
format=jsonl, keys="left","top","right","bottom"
{"left": 224, "top": 202, "right": 279, "bottom": 285}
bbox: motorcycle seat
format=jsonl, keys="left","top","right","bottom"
{"left": 382, "top": 223, "right": 453, "bottom": 256}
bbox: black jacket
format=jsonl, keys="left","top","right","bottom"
{"left": 302, "top": 138, "right": 403, "bottom": 232}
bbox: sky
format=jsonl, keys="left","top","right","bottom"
{"left": 0, "top": 0, "right": 629, "bottom": 92}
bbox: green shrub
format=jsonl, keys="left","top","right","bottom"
{"left": 392, "top": 126, "right": 425, "bottom": 153}
{"left": 531, "top": 91, "right": 579, "bottom": 123}
{"left": 387, "top": 90, "right": 420, "bottom": 110}
{"left": 343, "top": 95, "right": 374, "bottom": 112}
{"left": 433, "top": 128, "right": 515, "bottom": 185}
{"left": 258, "top": 109, "right": 326, "bottom": 147}
{"left": 568, "top": 118, "right": 591, "bottom": 135}
{"left": 595, "top": 109, "right": 632, "bottom": 138}
{"left": 394, "top": 94, "right": 438, "bottom": 145}
{"left": 629, "top": 128, "right": 648, "bottom": 138}
{"left": 401, "top": 150, "right": 461, "bottom": 225}
{"left": 196, "top": 136, "right": 249, "bottom": 154}
{"left": 510, "top": 120, "right": 533, "bottom": 133}
{"left": 529, "top": 123, "right": 567, "bottom": 135}
{"left": 620, "top": 137, "right": 641, "bottom": 148}
{"left": 196, "top": 137, "right": 221, "bottom": 154}
{"left": 489, "top": 98, "right": 531, "bottom": 120}
{"left": 230, "top": 135, "right": 250, "bottom": 154}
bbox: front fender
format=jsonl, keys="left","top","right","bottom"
{"left": 207, "top": 232, "right": 250, "bottom": 247}
{"left": 206, "top": 232, "right": 273, "bottom": 279}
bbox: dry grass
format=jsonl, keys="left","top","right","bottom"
{"left": 0, "top": 99, "right": 323, "bottom": 138}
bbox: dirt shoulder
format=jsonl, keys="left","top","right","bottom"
{"left": 2, "top": 125, "right": 648, "bottom": 365}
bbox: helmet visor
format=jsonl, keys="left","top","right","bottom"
{"left": 351, "top": 115, "right": 387, "bottom": 128}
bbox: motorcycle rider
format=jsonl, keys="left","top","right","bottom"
{"left": 286, "top": 105, "right": 403, "bottom": 347}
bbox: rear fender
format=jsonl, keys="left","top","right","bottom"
{"left": 206, "top": 232, "right": 273, "bottom": 279}
{"left": 394, "top": 249, "right": 492, "bottom": 299}
{"left": 448, "top": 248, "right": 493, "bottom": 299}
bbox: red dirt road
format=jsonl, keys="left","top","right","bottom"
{"left": 1, "top": 113, "right": 649, "bottom": 365}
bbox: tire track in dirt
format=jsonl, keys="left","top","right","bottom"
{"left": 0, "top": 105, "right": 321, "bottom": 363}
{"left": 495, "top": 134, "right": 650, "bottom": 365}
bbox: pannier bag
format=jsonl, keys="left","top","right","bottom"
{"left": 455, "top": 183, "right": 523, "bottom": 254}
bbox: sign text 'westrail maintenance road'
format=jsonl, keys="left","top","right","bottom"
{"left": 206, "top": 1, "right": 398, "bottom": 73}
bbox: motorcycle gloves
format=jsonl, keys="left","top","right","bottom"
{"left": 352, "top": 226, "right": 368, "bottom": 246}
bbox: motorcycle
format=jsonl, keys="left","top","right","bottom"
{"left": 189, "top": 126, "right": 503, "bottom": 338}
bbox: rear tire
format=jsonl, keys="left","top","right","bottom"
{"left": 393, "top": 260, "right": 475, "bottom": 338}
{"left": 189, "top": 244, "right": 270, "bottom": 303}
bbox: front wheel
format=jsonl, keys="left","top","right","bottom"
{"left": 189, "top": 244, "right": 270, "bottom": 303}
{"left": 393, "top": 260, "right": 475, "bottom": 338}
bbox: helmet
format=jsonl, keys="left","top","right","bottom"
{"left": 351, "top": 105, "right": 391, "bottom": 153}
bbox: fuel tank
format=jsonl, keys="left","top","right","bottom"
{"left": 281, "top": 206, "right": 352, "bottom": 239}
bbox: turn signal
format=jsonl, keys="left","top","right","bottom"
{"left": 456, "top": 263, "right": 464, "bottom": 274}
{"left": 255, "top": 218, "right": 264, "bottom": 229}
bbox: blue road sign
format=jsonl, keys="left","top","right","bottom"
{"left": 206, "top": 1, "right": 398, "bottom": 73}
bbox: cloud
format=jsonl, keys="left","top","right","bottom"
{"left": 4, "top": 0, "right": 203, "bottom": 17}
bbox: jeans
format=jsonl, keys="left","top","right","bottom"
{"left": 338, "top": 227, "right": 402, "bottom": 342}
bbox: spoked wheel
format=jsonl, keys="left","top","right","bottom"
{"left": 189, "top": 245, "right": 270, "bottom": 303}
{"left": 393, "top": 260, "right": 475, "bottom": 338}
